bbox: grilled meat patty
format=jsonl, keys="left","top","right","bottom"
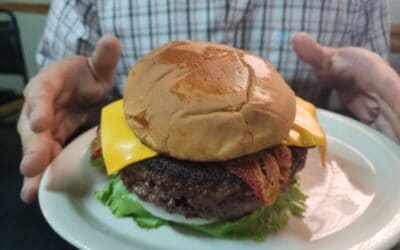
{"left": 120, "top": 146, "right": 307, "bottom": 220}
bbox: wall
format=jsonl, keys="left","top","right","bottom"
{"left": 0, "top": 0, "right": 48, "bottom": 92}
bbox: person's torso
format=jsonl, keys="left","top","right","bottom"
{"left": 95, "top": 0, "right": 369, "bottom": 104}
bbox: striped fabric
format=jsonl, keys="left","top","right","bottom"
{"left": 37, "top": 0, "right": 389, "bottom": 108}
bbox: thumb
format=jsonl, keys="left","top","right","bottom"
{"left": 89, "top": 34, "right": 121, "bottom": 83}
{"left": 292, "top": 32, "right": 334, "bottom": 71}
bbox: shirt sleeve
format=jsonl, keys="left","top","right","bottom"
{"left": 36, "top": 0, "right": 101, "bottom": 68}
{"left": 352, "top": 0, "right": 389, "bottom": 59}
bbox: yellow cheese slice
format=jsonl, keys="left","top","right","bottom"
{"left": 285, "top": 97, "right": 327, "bottom": 165}
{"left": 101, "top": 97, "right": 327, "bottom": 175}
{"left": 100, "top": 100, "right": 158, "bottom": 175}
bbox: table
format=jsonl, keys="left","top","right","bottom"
{"left": 0, "top": 122, "right": 74, "bottom": 250}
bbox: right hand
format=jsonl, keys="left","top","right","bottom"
{"left": 17, "top": 35, "right": 121, "bottom": 203}
{"left": 292, "top": 32, "right": 400, "bottom": 141}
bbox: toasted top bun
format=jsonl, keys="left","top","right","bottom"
{"left": 123, "top": 40, "right": 296, "bottom": 161}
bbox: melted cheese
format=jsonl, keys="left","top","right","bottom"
{"left": 100, "top": 100, "right": 158, "bottom": 175}
{"left": 101, "top": 98, "right": 327, "bottom": 175}
{"left": 285, "top": 97, "right": 327, "bottom": 165}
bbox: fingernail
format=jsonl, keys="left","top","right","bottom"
{"left": 27, "top": 108, "right": 36, "bottom": 124}
{"left": 291, "top": 33, "right": 300, "bottom": 45}
{"left": 29, "top": 109, "right": 47, "bottom": 132}
{"left": 20, "top": 156, "right": 36, "bottom": 177}
{"left": 291, "top": 32, "right": 300, "bottom": 41}
{"left": 28, "top": 109, "right": 40, "bottom": 130}
{"left": 20, "top": 156, "right": 29, "bottom": 175}
{"left": 20, "top": 183, "right": 29, "bottom": 202}
{"left": 291, "top": 32, "right": 308, "bottom": 43}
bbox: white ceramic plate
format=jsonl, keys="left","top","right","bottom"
{"left": 39, "top": 110, "right": 400, "bottom": 250}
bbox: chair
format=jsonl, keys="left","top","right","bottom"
{"left": 0, "top": 8, "right": 28, "bottom": 84}
{"left": 0, "top": 9, "right": 27, "bottom": 121}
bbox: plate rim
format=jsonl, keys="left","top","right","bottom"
{"left": 38, "top": 109, "right": 400, "bottom": 250}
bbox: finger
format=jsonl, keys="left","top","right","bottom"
{"left": 376, "top": 98, "right": 400, "bottom": 140}
{"left": 19, "top": 132, "right": 53, "bottom": 177}
{"left": 23, "top": 78, "right": 55, "bottom": 132}
{"left": 363, "top": 93, "right": 380, "bottom": 119}
{"left": 373, "top": 66, "right": 400, "bottom": 119}
{"left": 90, "top": 34, "right": 121, "bottom": 83}
{"left": 51, "top": 109, "right": 88, "bottom": 144}
{"left": 339, "top": 91, "right": 380, "bottom": 123}
{"left": 331, "top": 48, "right": 400, "bottom": 118}
{"left": 291, "top": 32, "right": 334, "bottom": 71}
{"left": 372, "top": 114, "right": 398, "bottom": 141}
{"left": 20, "top": 174, "right": 42, "bottom": 203}
{"left": 52, "top": 140, "right": 63, "bottom": 159}
{"left": 18, "top": 106, "right": 53, "bottom": 177}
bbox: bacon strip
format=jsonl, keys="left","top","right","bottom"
{"left": 273, "top": 146, "right": 293, "bottom": 191}
{"left": 223, "top": 151, "right": 281, "bottom": 207}
{"left": 90, "top": 129, "right": 103, "bottom": 161}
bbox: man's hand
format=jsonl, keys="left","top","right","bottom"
{"left": 17, "top": 35, "right": 121, "bottom": 203}
{"left": 292, "top": 32, "right": 400, "bottom": 141}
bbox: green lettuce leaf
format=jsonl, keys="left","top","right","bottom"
{"left": 89, "top": 132, "right": 105, "bottom": 168}
{"left": 96, "top": 175, "right": 307, "bottom": 241}
{"left": 95, "top": 174, "right": 167, "bottom": 228}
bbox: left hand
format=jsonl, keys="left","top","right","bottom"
{"left": 17, "top": 35, "right": 121, "bottom": 203}
{"left": 292, "top": 32, "right": 400, "bottom": 141}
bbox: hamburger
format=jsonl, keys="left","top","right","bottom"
{"left": 91, "top": 40, "right": 326, "bottom": 240}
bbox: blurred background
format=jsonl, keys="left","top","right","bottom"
{"left": 0, "top": 0, "right": 400, "bottom": 97}
{"left": 0, "top": 0, "right": 399, "bottom": 109}
{"left": 0, "top": 0, "right": 48, "bottom": 121}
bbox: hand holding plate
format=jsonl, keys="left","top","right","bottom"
{"left": 292, "top": 32, "right": 400, "bottom": 141}
{"left": 17, "top": 35, "right": 121, "bottom": 203}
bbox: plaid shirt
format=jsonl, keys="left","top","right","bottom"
{"left": 37, "top": 0, "right": 389, "bottom": 107}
